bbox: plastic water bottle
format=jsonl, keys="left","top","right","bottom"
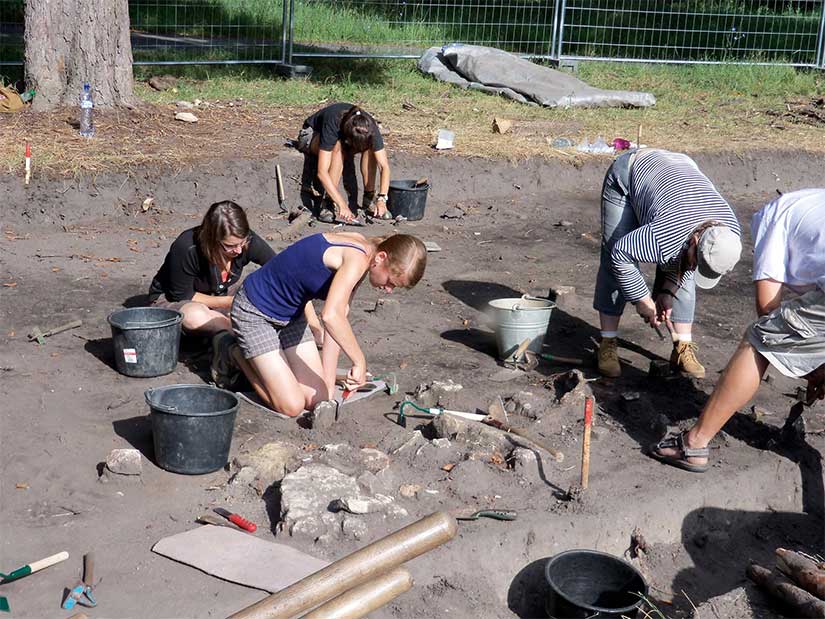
{"left": 79, "top": 83, "right": 95, "bottom": 138}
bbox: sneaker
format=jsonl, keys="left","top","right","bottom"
{"left": 671, "top": 341, "right": 705, "bottom": 379}
{"left": 597, "top": 337, "right": 621, "bottom": 378}
{"left": 211, "top": 330, "right": 240, "bottom": 389}
{"left": 317, "top": 198, "right": 336, "bottom": 224}
{"left": 361, "top": 190, "right": 375, "bottom": 211}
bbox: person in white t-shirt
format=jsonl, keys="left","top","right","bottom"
{"left": 649, "top": 188, "right": 825, "bottom": 472}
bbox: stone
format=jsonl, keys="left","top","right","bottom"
{"left": 359, "top": 448, "right": 390, "bottom": 473}
{"left": 548, "top": 285, "right": 576, "bottom": 308}
{"left": 105, "top": 449, "right": 142, "bottom": 475}
{"left": 399, "top": 483, "right": 422, "bottom": 498}
{"left": 174, "top": 111, "right": 199, "bottom": 123}
{"left": 492, "top": 117, "right": 512, "bottom": 134}
{"left": 341, "top": 515, "right": 368, "bottom": 540}
{"left": 232, "top": 441, "right": 299, "bottom": 488}
{"left": 509, "top": 446, "right": 537, "bottom": 469}
{"left": 357, "top": 470, "right": 392, "bottom": 496}
{"left": 229, "top": 465, "right": 257, "bottom": 488}
{"left": 414, "top": 380, "right": 463, "bottom": 408}
{"left": 331, "top": 494, "right": 395, "bottom": 515}
{"left": 175, "top": 100, "right": 194, "bottom": 109}
{"left": 308, "top": 400, "right": 338, "bottom": 430}
{"left": 648, "top": 360, "right": 671, "bottom": 377}
{"left": 148, "top": 75, "right": 178, "bottom": 91}
{"left": 389, "top": 430, "right": 429, "bottom": 455}
{"left": 441, "top": 206, "right": 465, "bottom": 220}
{"left": 431, "top": 412, "right": 463, "bottom": 440}
{"left": 279, "top": 464, "right": 359, "bottom": 537}
{"left": 503, "top": 391, "right": 543, "bottom": 419}
{"left": 432, "top": 438, "right": 451, "bottom": 449}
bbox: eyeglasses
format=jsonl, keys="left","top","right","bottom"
{"left": 220, "top": 237, "right": 249, "bottom": 252}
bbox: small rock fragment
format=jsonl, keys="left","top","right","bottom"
{"left": 105, "top": 448, "right": 142, "bottom": 475}
{"left": 176, "top": 100, "right": 194, "bottom": 109}
{"left": 492, "top": 117, "right": 513, "bottom": 134}
{"left": 175, "top": 112, "right": 199, "bottom": 123}
{"left": 441, "top": 207, "right": 465, "bottom": 220}
{"left": 308, "top": 400, "right": 338, "bottom": 430}
{"left": 399, "top": 483, "right": 422, "bottom": 498}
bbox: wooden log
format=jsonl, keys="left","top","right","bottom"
{"left": 776, "top": 548, "right": 825, "bottom": 600}
{"left": 747, "top": 563, "right": 825, "bottom": 618}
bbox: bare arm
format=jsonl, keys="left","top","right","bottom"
{"left": 374, "top": 148, "right": 391, "bottom": 196}
{"left": 320, "top": 253, "right": 369, "bottom": 388}
{"left": 317, "top": 146, "right": 354, "bottom": 220}
{"left": 191, "top": 292, "right": 233, "bottom": 311}
{"left": 755, "top": 278, "right": 783, "bottom": 316}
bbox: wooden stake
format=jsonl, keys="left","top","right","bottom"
{"left": 636, "top": 124, "right": 642, "bottom": 148}
{"left": 581, "top": 397, "right": 593, "bottom": 489}
{"left": 747, "top": 563, "right": 825, "bottom": 618}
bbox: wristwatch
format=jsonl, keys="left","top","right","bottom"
{"left": 376, "top": 193, "right": 388, "bottom": 203}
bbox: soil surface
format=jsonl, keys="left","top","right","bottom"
{"left": 1, "top": 148, "right": 824, "bottom": 619}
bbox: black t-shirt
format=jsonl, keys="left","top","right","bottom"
{"left": 148, "top": 227, "right": 275, "bottom": 302}
{"left": 303, "top": 103, "right": 385, "bottom": 152}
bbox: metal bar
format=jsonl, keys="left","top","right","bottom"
{"left": 287, "top": 0, "right": 295, "bottom": 65}
{"left": 549, "top": 0, "right": 563, "bottom": 60}
{"left": 555, "top": 0, "right": 568, "bottom": 59}
{"left": 817, "top": 0, "right": 825, "bottom": 68}
{"left": 281, "top": 0, "right": 289, "bottom": 64}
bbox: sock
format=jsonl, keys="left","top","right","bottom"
{"left": 600, "top": 331, "right": 618, "bottom": 339}
{"left": 674, "top": 333, "right": 692, "bottom": 342}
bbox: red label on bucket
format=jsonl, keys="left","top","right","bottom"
{"left": 123, "top": 348, "right": 137, "bottom": 364}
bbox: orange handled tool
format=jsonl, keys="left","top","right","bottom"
{"left": 213, "top": 508, "right": 257, "bottom": 532}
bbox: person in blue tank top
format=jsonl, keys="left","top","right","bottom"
{"left": 216, "top": 232, "right": 426, "bottom": 417}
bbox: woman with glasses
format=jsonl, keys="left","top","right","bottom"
{"left": 148, "top": 200, "right": 274, "bottom": 338}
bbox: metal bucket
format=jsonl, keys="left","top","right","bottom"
{"left": 108, "top": 307, "right": 183, "bottom": 378}
{"left": 146, "top": 384, "right": 239, "bottom": 475}
{"left": 488, "top": 295, "right": 555, "bottom": 360}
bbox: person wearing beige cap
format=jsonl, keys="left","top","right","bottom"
{"left": 650, "top": 188, "right": 825, "bottom": 472}
{"left": 594, "top": 148, "right": 742, "bottom": 378}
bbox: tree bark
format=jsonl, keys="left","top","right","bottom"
{"left": 24, "top": 0, "right": 137, "bottom": 111}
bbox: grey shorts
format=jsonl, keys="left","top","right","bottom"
{"left": 747, "top": 288, "right": 825, "bottom": 378}
{"left": 230, "top": 286, "right": 312, "bottom": 360}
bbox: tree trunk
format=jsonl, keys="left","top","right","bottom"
{"left": 24, "top": 0, "right": 137, "bottom": 111}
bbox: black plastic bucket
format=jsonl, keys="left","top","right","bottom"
{"left": 146, "top": 384, "right": 239, "bottom": 474}
{"left": 387, "top": 180, "right": 430, "bottom": 221}
{"left": 545, "top": 550, "right": 648, "bottom": 618}
{"left": 108, "top": 307, "right": 183, "bottom": 378}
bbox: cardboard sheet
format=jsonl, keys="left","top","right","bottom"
{"left": 152, "top": 525, "right": 329, "bottom": 592}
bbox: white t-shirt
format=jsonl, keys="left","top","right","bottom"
{"left": 751, "top": 188, "right": 825, "bottom": 292}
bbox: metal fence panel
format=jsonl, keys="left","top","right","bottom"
{"left": 129, "top": 0, "right": 286, "bottom": 64}
{"left": 559, "top": 0, "right": 825, "bottom": 66}
{"left": 289, "top": 0, "right": 559, "bottom": 59}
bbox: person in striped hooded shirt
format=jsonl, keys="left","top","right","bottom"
{"left": 594, "top": 149, "right": 742, "bottom": 378}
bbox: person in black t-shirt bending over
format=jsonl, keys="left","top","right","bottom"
{"left": 296, "top": 103, "right": 391, "bottom": 224}
{"left": 148, "top": 200, "right": 274, "bottom": 337}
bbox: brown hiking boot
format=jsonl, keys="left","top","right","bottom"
{"left": 671, "top": 341, "right": 705, "bottom": 378}
{"left": 597, "top": 337, "right": 621, "bottom": 378}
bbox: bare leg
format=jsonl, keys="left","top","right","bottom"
{"left": 180, "top": 302, "right": 232, "bottom": 335}
{"left": 599, "top": 312, "right": 621, "bottom": 333}
{"left": 658, "top": 338, "right": 770, "bottom": 465}
{"left": 672, "top": 321, "right": 692, "bottom": 336}
{"left": 230, "top": 342, "right": 328, "bottom": 417}
{"left": 360, "top": 150, "right": 377, "bottom": 194}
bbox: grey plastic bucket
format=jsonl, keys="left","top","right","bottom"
{"left": 108, "top": 307, "right": 183, "bottom": 378}
{"left": 544, "top": 549, "right": 648, "bottom": 618}
{"left": 387, "top": 179, "right": 430, "bottom": 221}
{"left": 146, "top": 384, "right": 239, "bottom": 475}
{"left": 488, "top": 295, "right": 555, "bottom": 360}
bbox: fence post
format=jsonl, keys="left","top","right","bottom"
{"left": 549, "top": 0, "right": 563, "bottom": 59}
{"left": 555, "top": 0, "right": 568, "bottom": 59}
{"left": 817, "top": 0, "right": 825, "bottom": 68}
{"left": 281, "top": 0, "right": 289, "bottom": 63}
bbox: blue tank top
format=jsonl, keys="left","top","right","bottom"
{"left": 243, "top": 233, "right": 367, "bottom": 322}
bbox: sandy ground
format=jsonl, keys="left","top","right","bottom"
{"left": 1, "top": 147, "right": 824, "bottom": 619}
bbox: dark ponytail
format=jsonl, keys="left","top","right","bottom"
{"left": 339, "top": 106, "right": 379, "bottom": 153}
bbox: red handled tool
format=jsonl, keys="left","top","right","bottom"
{"left": 213, "top": 507, "right": 257, "bottom": 532}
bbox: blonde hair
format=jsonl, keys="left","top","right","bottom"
{"left": 374, "top": 234, "right": 427, "bottom": 287}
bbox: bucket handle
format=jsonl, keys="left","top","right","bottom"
{"left": 144, "top": 389, "right": 178, "bottom": 414}
{"left": 510, "top": 294, "right": 557, "bottom": 312}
